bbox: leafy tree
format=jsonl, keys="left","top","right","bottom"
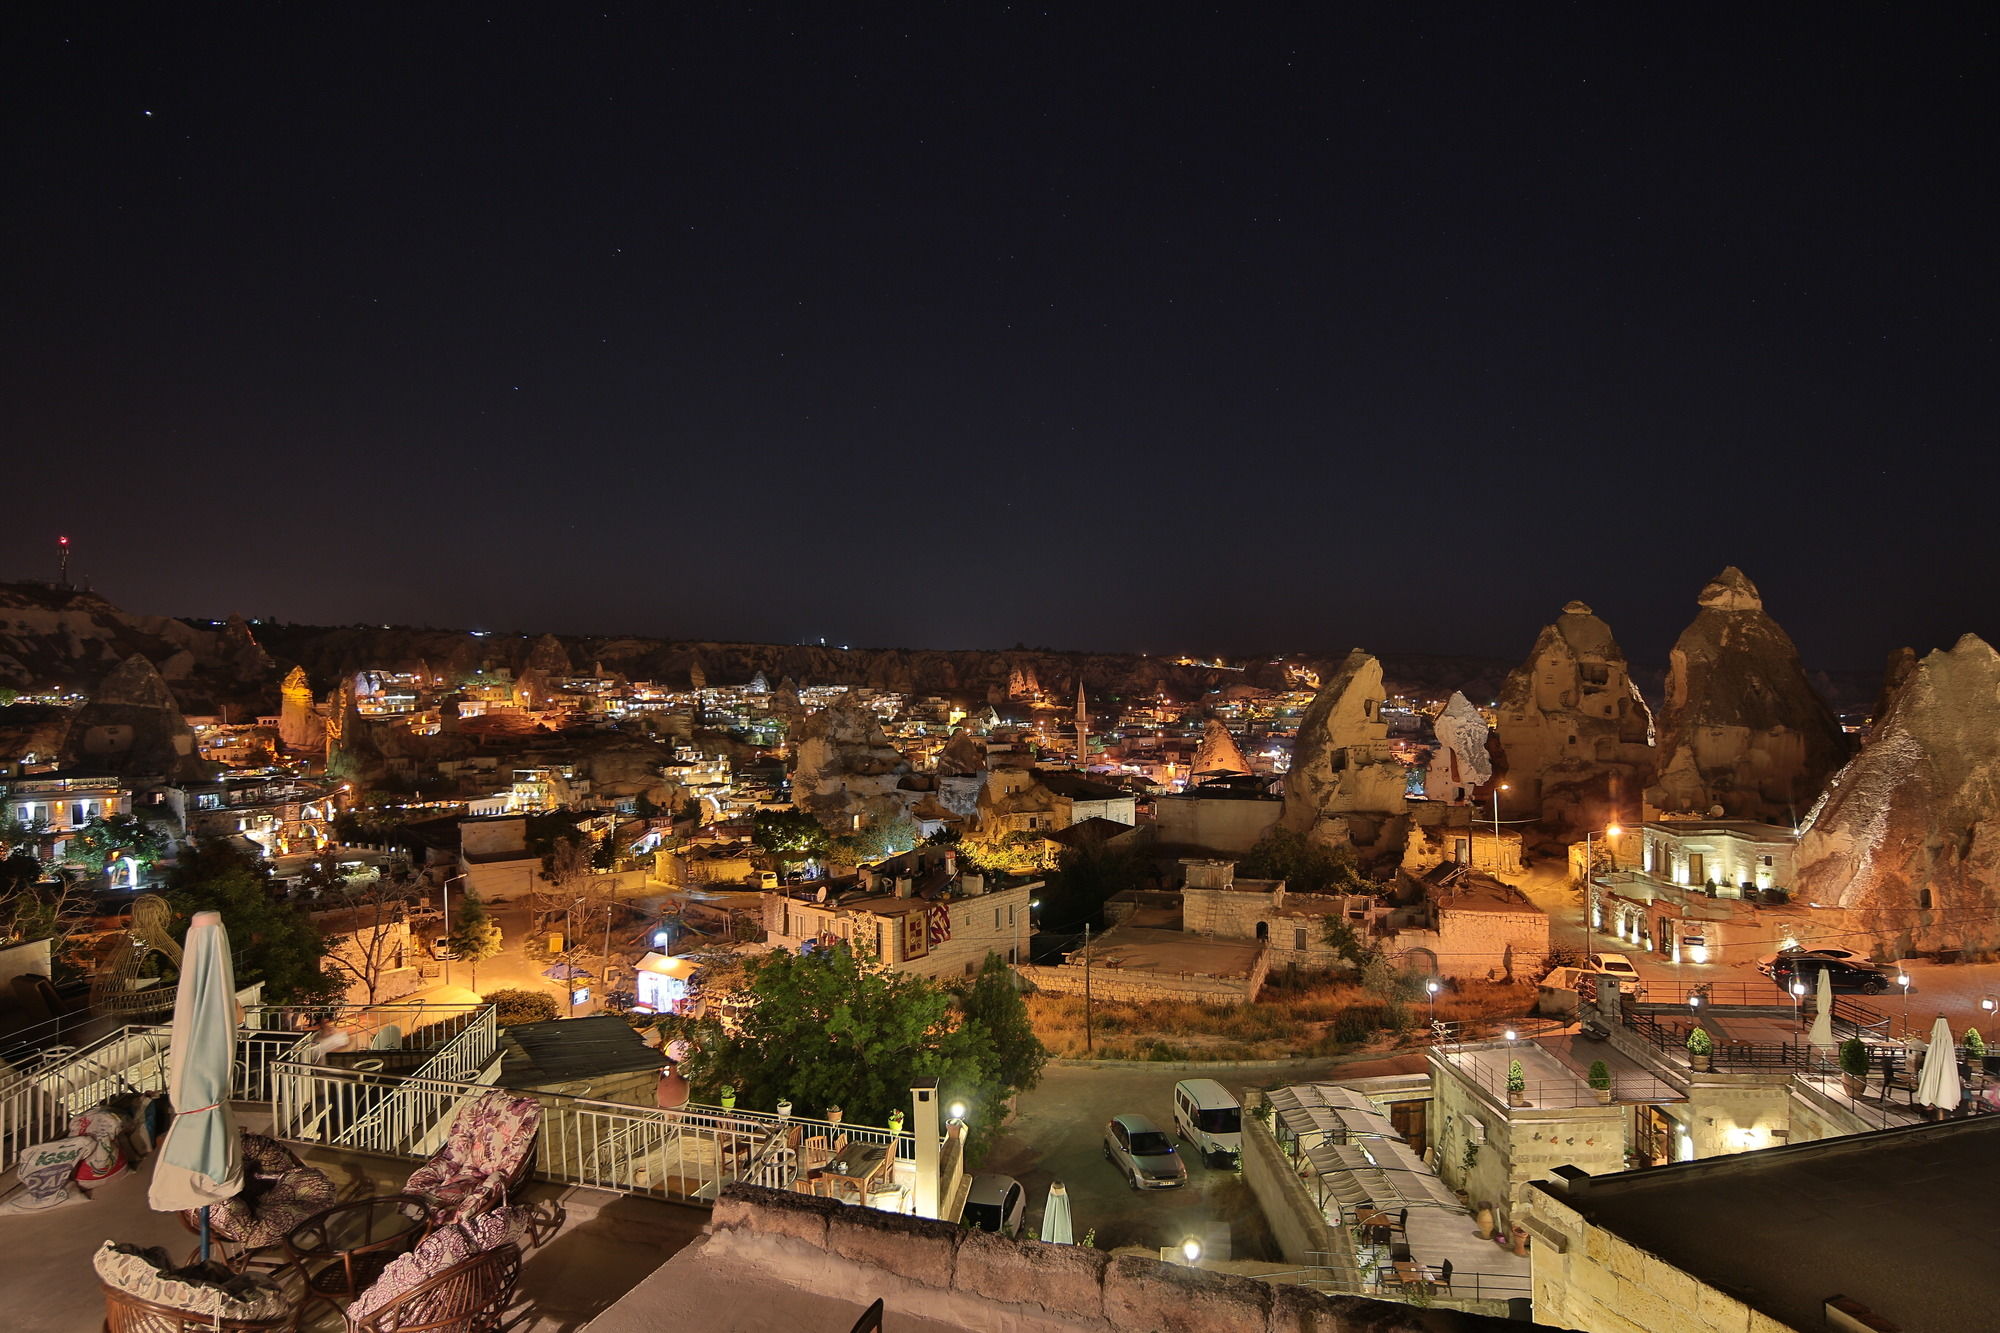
{"left": 951, "top": 953, "right": 1047, "bottom": 1096}
{"left": 1318, "top": 915, "right": 1381, "bottom": 969}
{"left": 752, "top": 808, "right": 830, "bottom": 865}
{"left": 314, "top": 857, "right": 422, "bottom": 1006}
{"left": 672, "top": 945, "right": 1006, "bottom": 1157}
{"left": 65, "top": 813, "right": 170, "bottom": 875}
{"left": 0, "top": 848, "right": 43, "bottom": 899}
{"left": 165, "top": 838, "right": 341, "bottom": 1005}
{"left": 831, "top": 810, "right": 920, "bottom": 865}
{"left": 484, "top": 987, "right": 559, "bottom": 1026}
{"left": 1361, "top": 955, "right": 1424, "bottom": 1032}
{"left": 1239, "top": 827, "right": 1374, "bottom": 896}
{"left": 446, "top": 894, "right": 505, "bottom": 987}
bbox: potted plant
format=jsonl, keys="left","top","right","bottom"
{"left": 776, "top": 1097, "right": 794, "bottom": 1120}
{"left": 1838, "top": 1037, "right": 1869, "bottom": 1098}
{"left": 1506, "top": 1058, "right": 1527, "bottom": 1106}
{"left": 887, "top": 1109, "right": 906, "bottom": 1135}
{"left": 826, "top": 1105, "right": 843, "bottom": 1126}
{"left": 1686, "top": 1027, "right": 1714, "bottom": 1072}
{"left": 1970, "top": 1028, "right": 2000, "bottom": 1075}
{"left": 1587, "top": 1059, "right": 1613, "bottom": 1104}
{"left": 719, "top": 1085, "right": 737, "bottom": 1111}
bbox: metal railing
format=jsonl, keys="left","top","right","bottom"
{"left": 1431, "top": 1048, "right": 1604, "bottom": 1109}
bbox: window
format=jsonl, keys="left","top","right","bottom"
{"left": 1918, "top": 887, "right": 1933, "bottom": 910}
{"left": 1294, "top": 927, "right": 1307, "bottom": 951}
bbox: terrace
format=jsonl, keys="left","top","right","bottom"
{"left": 0, "top": 1001, "right": 948, "bottom": 1332}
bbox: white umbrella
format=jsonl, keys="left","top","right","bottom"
{"left": 148, "top": 911, "right": 244, "bottom": 1255}
{"left": 1807, "top": 968, "right": 1836, "bottom": 1051}
{"left": 1042, "top": 1180, "right": 1073, "bottom": 1245}
{"left": 1916, "top": 1014, "right": 1962, "bottom": 1114}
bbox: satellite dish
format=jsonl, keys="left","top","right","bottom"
{"left": 815, "top": 886, "right": 828, "bottom": 903}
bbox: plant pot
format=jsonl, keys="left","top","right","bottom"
{"left": 1841, "top": 1073, "right": 1865, "bottom": 1098}
{"left": 1473, "top": 1205, "right": 1494, "bottom": 1240}
{"left": 1593, "top": 1087, "right": 1613, "bottom": 1104}
{"left": 776, "top": 1099, "right": 793, "bottom": 1120}
{"left": 1507, "top": 1090, "right": 1528, "bottom": 1108}
{"left": 1690, "top": 1054, "right": 1712, "bottom": 1072}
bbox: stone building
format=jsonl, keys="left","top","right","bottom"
{"left": 761, "top": 855, "right": 1037, "bottom": 980}
{"left": 1493, "top": 601, "right": 1654, "bottom": 829}
{"left": 1645, "top": 568, "right": 1847, "bottom": 825}
{"left": 1150, "top": 775, "right": 1284, "bottom": 855}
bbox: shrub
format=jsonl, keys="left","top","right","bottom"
{"left": 1686, "top": 1027, "right": 1714, "bottom": 1057}
{"left": 1506, "top": 1058, "right": 1526, "bottom": 1094}
{"left": 1839, "top": 1037, "right": 1870, "bottom": 1078}
{"left": 1587, "top": 1059, "right": 1611, "bottom": 1091}
{"left": 1966, "top": 1028, "right": 1987, "bottom": 1060}
{"left": 485, "top": 988, "right": 560, "bottom": 1026}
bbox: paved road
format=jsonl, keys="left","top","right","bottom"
{"left": 980, "top": 1053, "right": 1423, "bottom": 1261}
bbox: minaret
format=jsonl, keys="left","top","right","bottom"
{"left": 1075, "top": 679, "right": 1089, "bottom": 768}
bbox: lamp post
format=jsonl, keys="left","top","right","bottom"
{"left": 1492, "top": 782, "right": 1510, "bottom": 871}
{"left": 1791, "top": 980, "right": 1807, "bottom": 1038}
{"left": 1897, "top": 967, "right": 1912, "bottom": 1037}
{"left": 1580, "top": 822, "right": 1622, "bottom": 953}
{"left": 1426, "top": 977, "right": 1441, "bottom": 1034}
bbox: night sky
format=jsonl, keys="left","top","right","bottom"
{"left": 7, "top": 7, "right": 1994, "bottom": 671}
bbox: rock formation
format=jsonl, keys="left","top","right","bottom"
{"left": 1424, "top": 692, "right": 1493, "bottom": 804}
{"left": 278, "top": 666, "right": 321, "bottom": 751}
{"left": 1795, "top": 635, "right": 2000, "bottom": 954}
{"left": 1191, "top": 718, "right": 1252, "bottom": 778}
{"left": 788, "top": 697, "right": 911, "bottom": 823}
{"left": 1646, "top": 568, "right": 1848, "bottom": 822}
{"left": 1495, "top": 600, "right": 1655, "bottom": 828}
{"left": 935, "top": 727, "right": 988, "bottom": 778}
{"left": 1279, "top": 649, "right": 1411, "bottom": 858}
{"left": 58, "top": 654, "right": 213, "bottom": 780}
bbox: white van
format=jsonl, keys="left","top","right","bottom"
{"left": 1172, "top": 1078, "right": 1242, "bottom": 1166}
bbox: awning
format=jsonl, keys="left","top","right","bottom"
{"left": 1302, "top": 1139, "right": 1460, "bottom": 1214}
{"left": 1266, "top": 1083, "right": 1400, "bottom": 1144}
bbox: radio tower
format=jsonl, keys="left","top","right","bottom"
{"left": 58, "top": 535, "right": 71, "bottom": 587}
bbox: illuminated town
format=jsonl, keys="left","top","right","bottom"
{"left": 3, "top": 8, "right": 1991, "bottom": 1333}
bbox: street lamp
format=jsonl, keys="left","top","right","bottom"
{"left": 1791, "top": 980, "right": 1807, "bottom": 1037}
{"left": 1426, "top": 978, "right": 1441, "bottom": 1031}
{"left": 1897, "top": 968, "right": 1912, "bottom": 1035}
{"left": 1181, "top": 1238, "right": 1202, "bottom": 1267}
{"left": 1491, "top": 782, "right": 1510, "bottom": 870}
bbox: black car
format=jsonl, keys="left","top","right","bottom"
{"left": 1769, "top": 956, "right": 1889, "bottom": 994}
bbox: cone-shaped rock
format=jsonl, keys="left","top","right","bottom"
{"left": 1646, "top": 568, "right": 1847, "bottom": 821}
{"left": 1796, "top": 635, "right": 2000, "bottom": 953}
{"left": 1280, "top": 649, "right": 1409, "bottom": 855}
{"left": 1424, "top": 692, "right": 1493, "bottom": 803}
{"left": 1495, "top": 600, "right": 1655, "bottom": 828}
{"left": 59, "top": 654, "right": 212, "bottom": 780}
{"left": 1192, "top": 718, "right": 1252, "bottom": 778}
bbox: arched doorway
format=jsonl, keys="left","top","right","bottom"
{"left": 1255, "top": 921, "right": 1270, "bottom": 942}
{"left": 1401, "top": 946, "right": 1438, "bottom": 975}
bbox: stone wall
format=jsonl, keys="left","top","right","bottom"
{"left": 1527, "top": 1185, "right": 1791, "bottom": 1333}
{"left": 684, "top": 1184, "right": 1549, "bottom": 1332}
{"left": 1152, "top": 793, "right": 1283, "bottom": 855}
{"left": 1014, "top": 950, "right": 1268, "bottom": 1005}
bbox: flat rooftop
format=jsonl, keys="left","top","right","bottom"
{"left": 1070, "top": 925, "right": 1263, "bottom": 978}
{"left": 1538, "top": 1115, "right": 2000, "bottom": 1333}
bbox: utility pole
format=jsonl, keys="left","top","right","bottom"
{"left": 1083, "top": 921, "right": 1094, "bottom": 1053}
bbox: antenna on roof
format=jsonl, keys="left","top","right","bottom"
{"left": 58, "top": 535, "right": 71, "bottom": 587}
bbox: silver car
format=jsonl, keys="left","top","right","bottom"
{"left": 1103, "top": 1113, "right": 1187, "bottom": 1190}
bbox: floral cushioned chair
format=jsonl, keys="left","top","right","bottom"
{"left": 403, "top": 1092, "right": 541, "bottom": 1224}
{"left": 182, "top": 1133, "right": 337, "bottom": 1271}
{"left": 345, "top": 1208, "right": 531, "bottom": 1333}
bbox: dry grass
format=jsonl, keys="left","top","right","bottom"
{"left": 1025, "top": 975, "right": 1532, "bottom": 1061}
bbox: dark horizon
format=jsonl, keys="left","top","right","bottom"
{"left": 8, "top": 8, "right": 1994, "bottom": 673}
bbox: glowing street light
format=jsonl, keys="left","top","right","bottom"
{"left": 947, "top": 1101, "right": 967, "bottom": 1125}
{"left": 1897, "top": 968, "right": 1912, "bottom": 1034}
{"left": 1181, "top": 1238, "right": 1202, "bottom": 1266}
{"left": 1491, "top": 782, "right": 1510, "bottom": 869}
{"left": 1581, "top": 821, "right": 1623, "bottom": 950}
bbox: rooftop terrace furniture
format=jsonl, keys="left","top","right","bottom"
{"left": 404, "top": 1091, "right": 542, "bottom": 1224}
{"left": 181, "top": 1133, "right": 337, "bottom": 1273}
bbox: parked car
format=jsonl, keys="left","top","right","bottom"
{"left": 1583, "top": 953, "right": 1642, "bottom": 981}
{"left": 1767, "top": 956, "right": 1890, "bottom": 994}
{"left": 1103, "top": 1113, "right": 1187, "bottom": 1190}
{"left": 1172, "top": 1078, "right": 1242, "bottom": 1167}
{"left": 961, "top": 1174, "right": 1026, "bottom": 1237}
{"left": 1756, "top": 947, "right": 1861, "bottom": 977}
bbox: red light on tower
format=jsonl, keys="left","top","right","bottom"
{"left": 58, "top": 535, "right": 71, "bottom": 585}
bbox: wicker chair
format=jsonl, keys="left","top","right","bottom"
{"left": 344, "top": 1243, "right": 522, "bottom": 1333}
{"left": 102, "top": 1283, "right": 296, "bottom": 1333}
{"left": 181, "top": 1134, "right": 337, "bottom": 1272}
{"left": 403, "top": 1092, "right": 541, "bottom": 1225}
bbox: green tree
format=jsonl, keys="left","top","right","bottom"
{"left": 831, "top": 810, "right": 921, "bottom": 865}
{"left": 1239, "top": 827, "right": 1374, "bottom": 895}
{"left": 1318, "top": 915, "right": 1380, "bottom": 969}
{"left": 483, "top": 987, "right": 559, "bottom": 1026}
{"left": 165, "top": 838, "right": 341, "bottom": 1005}
{"left": 65, "top": 813, "right": 170, "bottom": 875}
{"left": 752, "top": 808, "right": 831, "bottom": 865}
{"left": 446, "top": 895, "right": 505, "bottom": 987}
{"left": 951, "top": 953, "right": 1047, "bottom": 1095}
{"left": 675, "top": 945, "right": 1005, "bottom": 1157}
{"left": 1361, "top": 954, "right": 1424, "bottom": 1032}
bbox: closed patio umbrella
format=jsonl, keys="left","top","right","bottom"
{"left": 147, "top": 911, "right": 244, "bottom": 1257}
{"left": 1916, "top": 1014, "right": 1962, "bottom": 1114}
{"left": 1807, "top": 968, "right": 1836, "bottom": 1051}
{"left": 1042, "top": 1180, "right": 1073, "bottom": 1245}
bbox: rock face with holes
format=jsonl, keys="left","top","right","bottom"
{"left": 1646, "top": 567, "right": 1847, "bottom": 823}
{"left": 1795, "top": 634, "right": 2000, "bottom": 954}
{"left": 58, "top": 653, "right": 214, "bottom": 780}
{"left": 1279, "top": 649, "right": 1411, "bottom": 859}
{"left": 1495, "top": 600, "right": 1655, "bottom": 830}
{"left": 789, "top": 695, "right": 910, "bottom": 825}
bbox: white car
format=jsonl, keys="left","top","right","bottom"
{"left": 1584, "top": 953, "right": 1641, "bottom": 981}
{"left": 1103, "top": 1114, "right": 1187, "bottom": 1190}
{"left": 961, "top": 1174, "right": 1026, "bottom": 1237}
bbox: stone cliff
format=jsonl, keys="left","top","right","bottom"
{"left": 0, "top": 581, "right": 271, "bottom": 713}
{"left": 788, "top": 696, "right": 911, "bottom": 825}
{"left": 57, "top": 653, "right": 214, "bottom": 781}
{"left": 1646, "top": 568, "right": 1848, "bottom": 822}
{"left": 1795, "top": 634, "right": 2000, "bottom": 954}
{"left": 1191, "top": 718, "right": 1252, "bottom": 777}
{"left": 1495, "top": 600, "right": 1655, "bottom": 830}
{"left": 1279, "top": 649, "right": 1411, "bottom": 858}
